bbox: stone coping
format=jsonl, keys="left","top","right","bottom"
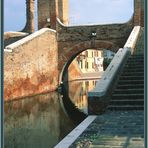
{"left": 4, "top": 28, "right": 56, "bottom": 53}
{"left": 4, "top": 31, "right": 28, "bottom": 40}
{"left": 54, "top": 116, "right": 97, "bottom": 148}
{"left": 124, "top": 26, "right": 141, "bottom": 53}
{"left": 57, "top": 18, "right": 132, "bottom": 28}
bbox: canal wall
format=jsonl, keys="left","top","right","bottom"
{"left": 4, "top": 28, "right": 58, "bottom": 101}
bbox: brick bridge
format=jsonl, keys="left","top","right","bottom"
{"left": 4, "top": 0, "right": 144, "bottom": 100}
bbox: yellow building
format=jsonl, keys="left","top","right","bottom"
{"left": 76, "top": 49, "right": 104, "bottom": 73}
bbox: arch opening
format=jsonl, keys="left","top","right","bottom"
{"left": 60, "top": 48, "right": 115, "bottom": 84}
{"left": 59, "top": 48, "right": 115, "bottom": 114}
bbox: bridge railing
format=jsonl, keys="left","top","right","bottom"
{"left": 124, "top": 26, "right": 141, "bottom": 54}
{"left": 88, "top": 26, "right": 141, "bottom": 115}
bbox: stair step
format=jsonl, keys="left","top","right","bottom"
{"left": 132, "top": 53, "right": 144, "bottom": 56}
{"left": 107, "top": 105, "right": 144, "bottom": 111}
{"left": 124, "top": 67, "right": 144, "bottom": 71}
{"left": 128, "top": 57, "right": 144, "bottom": 60}
{"left": 126, "top": 59, "right": 144, "bottom": 63}
{"left": 127, "top": 58, "right": 144, "bottom": 61}
{"left": 117, "top": 84, "right": 144, "bottom": 88}
{"left": 107, "top": 54, "right": 144, "bottom": 111}
{"left": 112, "top": 94, "right": 144, "bottom": 99}
{"left": 117, "top": 84, "right": 144, "bottom": 89}
{"left": 119, "top": 76, "right": 144, "bottom": 80}
{"left": 128, "top": 56, "right": 144, "bottom": 59}
{"left": 124, "top": 65, "right": 144, "bottom": 69}
{"left": 114, "top": 89, "right": 144, "bottom": 94}
{"left": 118, "top": 79, "right": 144, "bottom": 85}
{"left": 121, "top": 72, "right": 144, "bottom": 76}
{"left": 129, "top": 54, "right": 144, "bottom": 59}
{"left": 110, "top": 99, "right": 144, "bottom": 105}
{"left": 123, "top": 68, "right": 144, "bottom": 72}
{"left": 127, "top": 61, "right": 144, "bottom": 64}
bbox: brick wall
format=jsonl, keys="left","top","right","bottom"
{"left": 134, "top": 0, "right": 144, "bottom": 26}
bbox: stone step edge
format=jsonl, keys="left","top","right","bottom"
{"left": 110, "top": 99, "right": 144, "bottom": 102}
{"left": 54, "top": 116, "right": 97, "bottom": 148}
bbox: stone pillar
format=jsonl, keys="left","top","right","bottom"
{"left": 134, "top": 0, "right": 144, "bottom": 26}
{"left": 49, "top": 0, "right": 58, "bottom": 30}
{"left": 58, "top": 0, "right": 69, "bottom": 25}
{"left": 38, "top": 0, "right": 50, "bottom": 29}
{"left": 38, "top": 0, "right": 68, "bottom": 29}
{"left": 23, "top": 0, "right": 35, "bottom": 33}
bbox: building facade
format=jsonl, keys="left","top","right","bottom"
{"left": 75, "top": 49, "right": 115, "bottom": 73}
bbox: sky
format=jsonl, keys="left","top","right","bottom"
{"left": 4, "top": 0, "right": 134, "bottom": 32}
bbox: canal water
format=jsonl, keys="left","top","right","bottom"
{"left": 4, "top": 79, "right": 98, "bottom": 148}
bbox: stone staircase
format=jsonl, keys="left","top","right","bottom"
{"left": 108, "top": 54, "right": 144, "bottom": 111}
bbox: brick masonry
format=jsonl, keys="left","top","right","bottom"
{"left": 38, "top": 0, "right": 68, "bottom": 30}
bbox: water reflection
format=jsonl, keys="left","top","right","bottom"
{"left": 4, "top": 93, "right": 76, "bottom": 148}
{"left": 4, "top": 79, "right": 98, "bottom": 148}
{"left": 68, "top": 80, "right": 98, "bottom": 114}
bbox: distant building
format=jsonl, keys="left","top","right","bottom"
{"left": 76, "top": 49, "right": 104, "bottom": 73}
{"left": 74, "top": 49, "right": 115, "bottom": 73}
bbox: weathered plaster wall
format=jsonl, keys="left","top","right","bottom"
{"left": 4, "top": 28, "right": 58, "bottom": 101}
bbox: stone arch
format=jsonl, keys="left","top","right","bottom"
{"left": 59, "top": 40, "right": 118, "bottom": 84}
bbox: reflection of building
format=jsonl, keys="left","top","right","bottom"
{"left": 69, "top": 80, "right": 98, "bottom": 113}
{"left": 76, "top": 49, "right": 104, "bottom": 73}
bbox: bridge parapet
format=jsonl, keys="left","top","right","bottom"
{"left": 88, "top": 26, "right": 142, "bottom": 115}
{"left": 57, "top": 18, "right": 132, "bottom": 43}
{"left": 124, "top": 26, "right": 141, "bottom": 54}
{"left": 57, "top": 19, "right": 134, "bottom": 79}
{"left": 4, "top": 28, "right": 58, "bottom": 101}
